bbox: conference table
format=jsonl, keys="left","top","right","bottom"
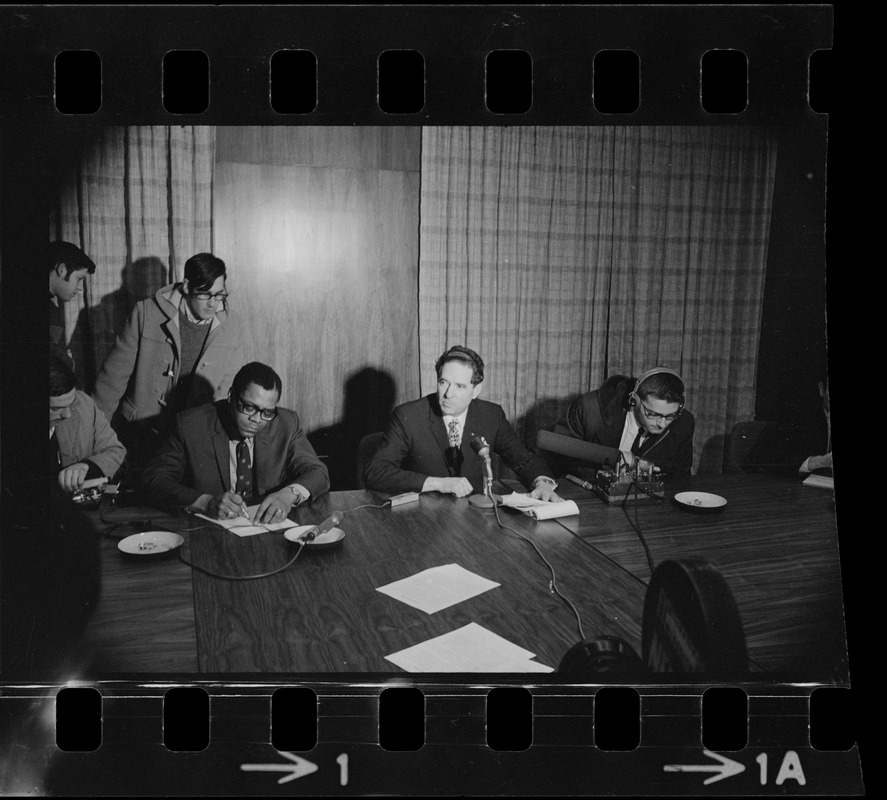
{"left": 79, "top": 472, "right": 847, "bottom": 682}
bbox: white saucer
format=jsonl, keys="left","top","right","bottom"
{"left": 283, "top": 524, "right": 346, "bottom": 548}
{"left": 673, "top": 491, "right": 728, "bottom": 511}
{"left": 118, "top": 531, "right": 185, "bottom": 556}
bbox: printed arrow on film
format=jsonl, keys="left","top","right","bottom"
{"left": 240, "top": 752, "right": 319, "bottom": 784}
{"left": 663, "top": 750, "right": 745, "bottom": 785}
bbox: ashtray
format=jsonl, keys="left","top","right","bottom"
{"left": 118, "top": 531, "right": 185, "bottom": 557}
{"left": 283, "top": 525, "right": 346, "bottom": 548}
{"left": 672, "top": 491, "right": 727, "bottom": 512}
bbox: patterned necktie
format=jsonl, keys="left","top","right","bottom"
{"left": 235, "top": 439, "right": 253, "bottom": 503}
{"left": 448, "top": 419, "right": 461, "bottom": 449}
{"left": 446, "top": 419, "right": 463, "bottom": 476}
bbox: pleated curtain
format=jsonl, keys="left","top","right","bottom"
{"left": 51, "top": 126, "right": 215, "bottom": 390}
{"left": 418, "top": 126, "right": 778, "bottom": 474}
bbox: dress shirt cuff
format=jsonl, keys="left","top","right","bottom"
{"left": 533, "top": 475, "right": 558, "bottom": 489}
{"left": 288, "top": 484, "right": 310, "bottom": 505}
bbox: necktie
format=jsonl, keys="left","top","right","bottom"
{"left": 632, "top": 427, "right": 647, "bottom": 454}
{"left": 235, "top": 439, "right": 253, "bottom": 503}
{"left": 446, "top": 419, "right": 463, "bottom": 476}
{"left": 448, "top": 419, "right": 461, "bottom": 448}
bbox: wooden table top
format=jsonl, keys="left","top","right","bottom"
{"left": 549, "top": 473, "right": 847, "bottom": 680}
{"left": 81, "top": 489, "right": 645, "bottom": 676}
{"left": 80, "top": 473, "right": 847, "bottom": 682}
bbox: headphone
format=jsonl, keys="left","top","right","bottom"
{"left": 627, "top": 367, "right": 685, "bottom": 413}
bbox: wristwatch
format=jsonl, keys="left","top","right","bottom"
{"left": 534, "top": 476, "right": 558, "bottom": 490}
{"left": 287, "top": 485, "right": 305, "bottom": 506}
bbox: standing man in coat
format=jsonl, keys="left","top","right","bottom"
{"left": 141, "top": 362, "right": 330, "bottom": 524}
{"left": 92, "top": 252, "right": 244, "bottom": 469}
{"left": 364, "top": 345, "right": 561, "bottom": 501}
{"left": 554, "top": 367, "right": 695, "bottom": 475}
{"left": 48, "top": 240, "right": 96, "bottom": 372}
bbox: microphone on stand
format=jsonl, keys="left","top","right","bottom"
{"left": 468, "top": 435, "right": 499, "bottom": 508}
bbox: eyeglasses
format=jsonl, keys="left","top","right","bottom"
{"left": 639, "top": 401, "right": 682, "bottom": 422}
{"left": 191, "top": 291, "right": 229, "bottom": 302}
{"left": 234, "top": 398, "right": 278, "bottom": 421}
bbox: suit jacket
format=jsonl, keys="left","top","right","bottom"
{"left": 141, "top": 400, "right": 330, "bottom": 511}
{"left": 364, "top": 394, "right": 554, "bottom": 494}
{"left": 54, "top": 391, "right": 127, "bottom": 479}
{"left": 92, "top": 284, "right": 244, "bottom": 435}
{"left": 554, "top": 375, "right": 695, "bottom": 475}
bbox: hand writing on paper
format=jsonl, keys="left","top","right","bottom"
{"left": 209, "top": 490, "right": 247, "bottom": 521}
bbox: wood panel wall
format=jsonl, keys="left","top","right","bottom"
{"left": 213, "top": 127, "right": 421, "bottom": 489}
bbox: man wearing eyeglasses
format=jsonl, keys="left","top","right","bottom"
{"left": 140, "top": 362, "right": 330, "bottom": 524}
{"left": 92, "top": 252, "right": 244, "bottom": 468}
{"left": 554, "top": 368, "right": 695, "bottom": 475}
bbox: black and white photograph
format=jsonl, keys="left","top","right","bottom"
{"left": 0, "top": 5, "right": 862, "bottom": 796}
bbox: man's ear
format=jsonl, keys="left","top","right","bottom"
{"left": 181, "top": 278, "right": 190, "bottom": 294}
{"left": 55, "top": 262, "right": 66, "bottom": 278}
{"left": 472, "top": 381, "right": 483, "bottom": 400}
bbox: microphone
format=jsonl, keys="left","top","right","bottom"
{"left": 300, "top": 511, "right": 344, "bottom": 542}
{"left": 468, "top": 435, "right": 498, "bottom": 508}
{"left": 469, "top": 435, "right": 494, "bottom": 483}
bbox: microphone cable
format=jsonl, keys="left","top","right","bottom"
{"left": 175, "top": 500, "right": 392, "bottom": 581}
{"left": 490, "top": 498, "right": 587, "bottom": 643}
{"left": 620, "top": 475, "right": 660, "bottom": 576}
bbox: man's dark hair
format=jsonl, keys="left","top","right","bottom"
{"left": 637, "top": 371, "right": 685, "bottom": 405}
{"left": 184, "top": 252, "right": 227, "bottom": 293}
{"left": 47, "top": 241, "right": 96, "bottom": 278}
{"left": 50, "top": 355, "right": 77, "bottom": 397}
{"left": 231, "top": 362, "right": 282, "bottom": 401}
{"left": 435, "top": 345, "right": 485, "bottom": 385}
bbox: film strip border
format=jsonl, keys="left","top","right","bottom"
{"left": 0, "top": 682, "right": 862, "bottom": 795}
{"left": 0, "top": 5, "right": 832, "bottom": 124}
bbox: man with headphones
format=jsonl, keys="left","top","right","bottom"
{"left": 554, "top": 368, "right": 695, "bottom": 475}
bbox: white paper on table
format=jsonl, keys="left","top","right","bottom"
{"left": 193, "top": 505, "right": 299, "bottom": 537}
{"left": 499, "top": 492, "right": 546, "bottom": 509}
{"left": 376, "top": 564, "right": 500, "bottom": 614}
{"left": 385, "top": 622, "right": 540, "bottom": 672}
{"left": 802, "top": 473, "right": 835, "bottom": 490}
{"left": 520, "top": 500, "right": 580, "bottom": 520}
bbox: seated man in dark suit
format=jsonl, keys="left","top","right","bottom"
{"left": 364, "top": 345, "right": 561, "bottom": 501}
{"left": 50, "top": 356, "right": 126, "bottom": 494}
{"left": 141, "top": 361, "right": 330, "bottom": 523}
{"left": 555, "top": 367, "right": 695, "bottom": 475}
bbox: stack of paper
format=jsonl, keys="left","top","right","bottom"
{"left": 385, "top": 622, "right": 554, "bottom": 673}
{"left": 802, "top": 473, "right": 835, "bottom": 490}
{"left": 499, "top": 493, "right": 580, "bottom": 520}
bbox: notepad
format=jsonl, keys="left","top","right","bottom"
{"left": 193, "top": 505, "right": 299, "bottom": 537}
{"left": 802, "top": 473, "right": 834, "bottom": 490}
{"left": 500, "top": 493, "right": 580, "bottom": 520}
{"left": 377, "top": 564, "right": 500, "bottom": 613}
{"left": 385, "top": 622, "right": 554, "bottom": 673}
